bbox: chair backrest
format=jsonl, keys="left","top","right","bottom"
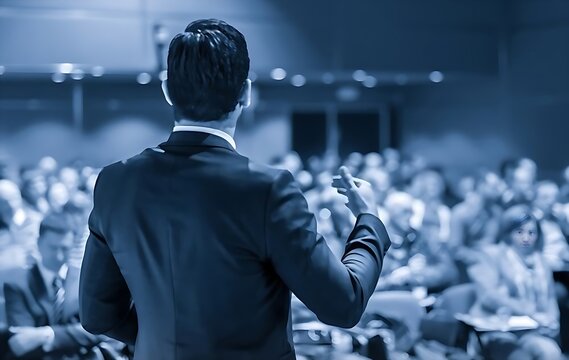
{"left": 434, "top": 283, "right": 477, "bottom": 315}
{"left": 366, "top": 291, "right": 425, "bottom": 335}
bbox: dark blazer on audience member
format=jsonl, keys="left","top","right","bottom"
{"left": 79, "top": 131, "right": 391, "bottom": 360}
{"left": 3, "top": 264, "right": 101, "bottom": 359}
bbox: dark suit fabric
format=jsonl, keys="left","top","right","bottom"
{"left": 79, "top": 131, "right": 390, "bottom": 360}
{"left": 4, "top": 264, "right": 100, "bottom": 359}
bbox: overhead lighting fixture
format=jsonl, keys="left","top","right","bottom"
{"left": 52, "top": 73, "right": 65, "bottom": 83}
{"left": 270, "top": 68, "right": 287, "bottom": 81}
{"left": 291, "top": 74, "right": 306, "bottom": 87}
{"left": 362, "top": 75, "right": 377, "bottom": 88}
{"left": 59, "top": 63, "right": 73, "bottom": 74}
{"left": 137, "top": 72, "right": 152, "bottom": 85}
{"left": 91, "top": 66, "right": 105, "bottom": 77}
{"left": 429, "top": 71, "right": 444, "bottom": 83}
{"left": 352, "top": 69, "right": 367, "bottom": 82}
{"left": 71, "top": 69, "right": 84, "bottom": 80}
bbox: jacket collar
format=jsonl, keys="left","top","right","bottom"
{"left": 159, "top": 131, "right": 237, "bottom": 154}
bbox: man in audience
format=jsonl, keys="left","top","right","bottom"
{"left": 501, "top": 159, "right": 536, "bottom": 208}
{"left": 3, "top": 214, "right": 116, "bottom": 359}
{"left": 449, "top": 171, "right": 504, "bottom": 281}
{"left": 533, "top": 181, "right": 569, "bottom": 270}
{"left": 377, "top": 192, "right": 457, "bottom": 293}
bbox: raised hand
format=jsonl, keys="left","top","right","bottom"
{"left": 332, "top": 166, "right": 378, "bottom": 218}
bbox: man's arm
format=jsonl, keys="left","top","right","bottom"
{"left": 4, "top": 283, "right": 36, "bottom": 327}
{"left": 79, "top": 172, "right": 138, "bottom": 345}
{"left": 266, "top": 169, "right": 390, "bottom": 328}
{"left": 4, "top": 283, "right": 101, "bottom": 356}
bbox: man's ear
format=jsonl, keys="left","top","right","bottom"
{"left": 161, "top": 80, "right": 173, "bottom": 106}
{"left": 239, "top": 79, "right": 252, "bottom": 108}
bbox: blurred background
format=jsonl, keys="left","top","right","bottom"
{"left": 1, "top": 0, "right": 569, "bottom": 359}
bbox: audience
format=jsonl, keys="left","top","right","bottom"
{"left": 1, "top": 150, "right": 569, "bottom": 359}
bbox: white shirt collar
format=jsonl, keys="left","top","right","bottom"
{"left": 172, "top": 125, "right": 236, "bottom": 150}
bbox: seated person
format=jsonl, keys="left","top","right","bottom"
{"left": 469, "top": 205, "right": 563, "bottom": 360}
{"left": 533, "top": 181, "right": 569, "bottom": 271}
{"left": 448, "top": 171, "right": 503, "bottom": 281}
{"left": 377, "top": 192, "right": 457, "bottom": 293}
{"left": 3, "top": 213, "right": 123, "bottom": 359}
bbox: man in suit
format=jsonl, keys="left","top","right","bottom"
{"left": 4, "top": 214, "right": 104, "bottom": 359}
{"left": 79, "top": 19, "right": 391, "bottom": 360}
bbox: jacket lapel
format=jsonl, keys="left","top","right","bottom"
{"left": 29, "top": 264, "right": 54, "bottom": 325}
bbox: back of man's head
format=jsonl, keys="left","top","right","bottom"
{"left": 167, "top": 19, "right": 250, "bottom": 121}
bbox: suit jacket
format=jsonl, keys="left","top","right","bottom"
{"left": 4, "top": 264, "right": 101, "bottom": 359}
{"left": 79, "top": 131, "right": 391, "bottom": 360}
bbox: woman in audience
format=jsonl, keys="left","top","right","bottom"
{"left": 469, "top": 205, "right": 563, "bottom": 360}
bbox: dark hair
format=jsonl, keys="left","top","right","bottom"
{"left": 38, "top": 213, "right": 74, "bottom": 241}
{"left": 499, "top": 204, "right": 543, "bottom": 251}
{"left": 166, "top": 19, "right": 250, "bottom": 121}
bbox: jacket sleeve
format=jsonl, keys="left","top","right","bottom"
{"left": 266, "top": 170, "right": 390, "bottom": 328}
{"left": 79, "top": 170, "right": 138, "bottom": 346}
{"left": 4, "top": 282, "right": 36, "bottom": 327}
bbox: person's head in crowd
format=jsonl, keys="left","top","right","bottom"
{"left": 315, "top": 171, "right": 333, "bottom": 190}
{"left": 38, "top": 156, "right": 58, "bottom": 176}
{"left": 84, "top": 171, "right": 99, "bottom": 195}
{"left": 162, "top": 19, "right": 251, "bottom": 130}
{"left": 47, "top": 182, "right": 70, "bottom": 212}
{"left": 510, "top": 165, "right": 535, "bottom": 201}
{"left": 456, "top": 175, "right": 476, "bottom": 201}
{"left": 20, "top": 168, "right": 48, "bottom": 207}
{"left": 384, "top": 191, "right": 414, "bottom": 232}
{"left": 0, "top": 179, "right": 23, "bottom": 215}
{"left": 359, "top": 167, "right": 391, "bottom": 204}
{"left": 518, "top": 157, "right": 537, "bottom": 178}
{"left": 59, "top": 166, "right": 80, "bottom": 194}
{"left": 37, "top": 213, "right": 74, "bottom": 272}
{"left": 499, "top": 204, "right": 543, "bottom": 256}
{"left": 382, "top": 148, "right": 400, "bottom": 172}
{"left": 281, "top": 152, "right": 303, "bottom": 176}
{"left": 410, "top": 168, "right": 446, "bottom": 204}
{"left": 475, "top": 171, "right": 505, "bottom": 203}
{"left": 343, "top": 152, "right": 364, "bottom": 176}
{"left": 363, "top": 152, "right": 383, "bottom": 169}
{"left": 533, "top": 181, "right": 559, "bottom": 217}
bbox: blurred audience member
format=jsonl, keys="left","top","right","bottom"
{"left": 469, "top": 205, "right": 562, "bottom": 360}
{"left": 0, "top": 180, "right": 40, "bottom": 269}
{"left": 377, "top": 192, "right": 457, "bottom": 292}
{"left": 20, "top": 169, "right": 49, "bottom": 216}
{"left": 558, "top": 165, "right": 569, "bottom": 203}
{"left": 501, "top": 159, "right": 536, "bottom": 208}
{"left": 409, "top": 168, "right": 451, "bottom": 243}
{"left": 449, "top": 171, "right": 504, "bottom": 280}
{"left": 533, "top": 181, "right": 569, "bottom": 271}
{"left": 3, "top": 214, "right": 124, "bottom": 359}
{"left": 46, "top": 183, "right": 69, "bottom": 214}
